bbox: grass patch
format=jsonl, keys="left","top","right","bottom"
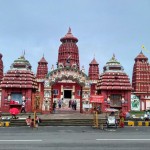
{"left": 129, "top": 111, "right": 145, "bottom": 117}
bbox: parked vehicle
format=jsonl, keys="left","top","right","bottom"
{"left": 105, "top": 108, "right": 119, "bottom": 128}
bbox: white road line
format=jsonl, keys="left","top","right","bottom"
{"left": 0, "top": 140, "right": 42, "bottom": 142}
{"left": 96, "top": 139, "right": 150, "bottom": 141}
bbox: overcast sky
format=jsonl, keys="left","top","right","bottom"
{"left": 0, "top": 0, "right": 150, "bottom": 81}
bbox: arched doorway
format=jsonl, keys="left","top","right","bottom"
{"left": 42, "top": 67, "right": 90, "bottom": 114}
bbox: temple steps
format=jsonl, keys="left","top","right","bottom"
{"left": 10, "top": 119, "right": 96, "bottom": 126}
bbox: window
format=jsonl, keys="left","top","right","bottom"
{"left": 53, "top": 89, "right": 59, "bottom": 95}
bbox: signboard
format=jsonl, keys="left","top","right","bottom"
{"left": 131, "top": 94, "right": 140, "bottom": 111}
{"left": 90, "top": 95, "right": 104, "bottom": 103}
{"left": 83, "top": 104, "right": 92, "bottom": 109}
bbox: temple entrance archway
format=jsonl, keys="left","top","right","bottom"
{"left": 42, "top": 67, "right": 90, "bottom": 114}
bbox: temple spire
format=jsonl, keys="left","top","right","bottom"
{"left": 68, "top": 27, "right": 71, "bottom": 34}
{"left": 22, "top": 50, "right": 25, "bottom": 57}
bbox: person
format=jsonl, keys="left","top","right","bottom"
{"left": 12, "top": 114, "right": 17, "bottom": 119}
{"left": 97, "top": 106, "right": 101, "bottom": 114}
{"left": 0, "top": 114, "right": 2, "bottom": 121}
{"left": 21, "top": 100, "right": 26, "bottom": 113}
{"left": 125, "top": 112, "right": 130, "bottom": 119}
{"left": 35, "top": 116, "right": 39, "bottom": 129}
{"left": 69, "top": 100, "right": 72, "bottom": 108}
{"left": 53, "top": 101, "right": 57, "bottom": 113}
{"left": 58, "top": 99, "right": 62, "bottom": 109}
{"left": 110, "top": 111, "right": 115, "bottom": 116}
{"left": 74, "top": 100, "right": 77, "bottom": 110}
{"left": 30, "top": 119, "right": 34, "bottom": 129}
{"left": 144, "top": 112, "right": 149, "bottom": 121}
{"left": 26, "top": 115, "right": 31, "bottom": 126}
{"left": 119, "top": 110, "right": 125, "bottom": 128}
{"left": 72, "top": 100, "right": 75, "bottom": 110}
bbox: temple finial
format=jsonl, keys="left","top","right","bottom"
{"left": 113, "top": 53, "right": 115, "bottom": 58}
{"left": 22, "top": 50, "right": 25, "bottom": 57}
{"left": 141, "top": 45, "right": 145, "bottom": 53}
{"left": 68, "top": 27, "right": 71, "bottom": 33}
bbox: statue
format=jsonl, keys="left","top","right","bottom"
{"left": 8, "top": 94, "right": 11, "bottom": 102}
{"left": 81, "top": 66, "right": 85, "bottom": 73}
{"left": 51, "top": 65, "right": 54, "bottom": 71}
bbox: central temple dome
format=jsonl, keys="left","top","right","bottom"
{"left": 57, "top": 28, "right": 80, "bottom": 69}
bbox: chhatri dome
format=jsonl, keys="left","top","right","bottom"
{"left": 97, "top": 54, "right": 132, "bottom": 90}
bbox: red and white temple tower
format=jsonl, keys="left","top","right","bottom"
{"left": 88, "top": 57, "right": 99, "bottom": 95}
{"left": 36, "top": 56, "right": 48, "bottom": 113}
{"left": 57, "top": 27, "right": 80, "bottom": 69}
{"left": 43, "top": 28, "right": 90, "bottom": 113}
{"left": 97, "top": 55, "right": 132, "bottom": 112}
{"left": 0, "top": 53, "right": 3, "bottom": 81}
{"left": 132, "top": 51, "right": 150, "bottom": 110}
{"left": 0, "top": 53, "right": 3, "bottom": 111}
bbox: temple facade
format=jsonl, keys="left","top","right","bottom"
{"left": 0, "top": 28, "right": 146, "bottom": 113}
{"left": 97, "top": 55, "right": 132, "bottom": 112}
{"left": 0, "top": 55, "right": 37, "bottom": 112}
{"left": 42, "top": 28, "right": 92, "bottom": 113}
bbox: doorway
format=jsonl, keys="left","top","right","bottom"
{"left": 64, "top": 90, "right": 72, "bottom": 99}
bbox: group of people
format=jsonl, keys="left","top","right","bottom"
{"left": 25, "top": 115, "right": 41, "bottom": 129}
{"left": 52, "top": 98, "right": 63, "bottom": 113}
{"left": 69, "top": 100, "right": 77, "bottom": 110}
{"left": 52, "top": 99, "right": 78, "bottom": 113}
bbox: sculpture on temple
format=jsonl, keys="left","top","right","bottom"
{"left": 42, "top": 98, "right": 50, "bottom": 111}
{"left": 8, "top": 94, "right": 11, "bottom": 102}
{"left": 51, "top": 65, "right": 54, "bottom": 71}
{"left": 81, "top": 66, "right": 85, "bottom": 73}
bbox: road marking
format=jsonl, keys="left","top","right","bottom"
{"left": 0, "top": 140, "right": 42, "bottom": 142}
{"left": 96, "top": 139, "right": 150, "bottom": 141}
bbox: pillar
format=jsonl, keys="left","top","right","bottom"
{"left": 80, "top": 86, "right": 83, "bottom": 113}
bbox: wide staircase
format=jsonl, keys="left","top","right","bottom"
{"left": 10, "top": 119, "right": 97, "bottom": 126}
{"left": 2, "top": 110, "right": 108, "bottom": 127}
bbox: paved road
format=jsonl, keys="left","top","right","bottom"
{"left": 0, "top": 126, "right": 150, "bottom": 150}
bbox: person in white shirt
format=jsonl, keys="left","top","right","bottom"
{"left": 21, "top": 100, "right": 26, "bottom": 113}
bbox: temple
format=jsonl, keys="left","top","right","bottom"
{"left": 132, "top": 51, "right": 150, "bottom": 111}
{"left": 97, "top": 55, "right": 132, "bottom": 112}
{"left": 0, "top": 28, "right": 147, "bottom": 113}
{"left": 0, "top": 55, "right": 37, "bottom": 112}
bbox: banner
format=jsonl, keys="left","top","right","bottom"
{"left": 131, "top": 94, "right": 140, "bottom": 111}
{"left": 90, "top": 95, "right": 104, "bottom": 103}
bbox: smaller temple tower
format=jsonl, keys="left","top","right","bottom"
{"left": 0, "top": 55, "right": 37, "bottom": 112}
{"left": 0, "top": 53, "right": 3, "bottom": 81}
{"left": 36, "top": 56, "right": 48, "bottom": 112}
{"left": 88, "top": 57, "right": 99, "bottom": 80}
{"left": 36, "top": 55, "right": 48, "bottom": 79}
{"left": 132, "top": 51, "right": 150, "bottom": 111}
{"left": 97, "top": 54, "right": 132, "bottom": 112}
{"left": 88, "top": 57, "right": 99, "bottom": 95}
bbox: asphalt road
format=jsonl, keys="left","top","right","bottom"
{"left": 0, "top": 126, "right": 150, "bottom": 150}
